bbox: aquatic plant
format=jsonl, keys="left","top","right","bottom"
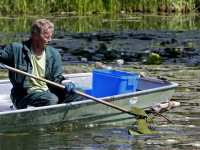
{"left": 146, "top": 52, "right": 162, "bottom": 65}
{"left": 0, "top": 0, "right": 198, "bottom": 14}
{"left": 116, "top": 59, "right": 124, "bottom": 66}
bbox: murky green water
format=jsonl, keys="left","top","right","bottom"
{"left": 1, "top": 12, "right": 200, "bottom": 149}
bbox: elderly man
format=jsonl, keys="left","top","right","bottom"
{"left": 0, "top": 19, "right": 84, "bottom": 109}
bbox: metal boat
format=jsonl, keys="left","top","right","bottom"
{"left": 0, "top": 72, "right": 178, "bottom": 132}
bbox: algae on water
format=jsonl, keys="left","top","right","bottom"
{"left": 146, "top": 52, "right": 162, "bottom": 65}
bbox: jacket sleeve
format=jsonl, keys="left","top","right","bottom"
{"left": 46, "top": 48, "right": 65, "bottom": 90}
{"left": 0, "top": 44, "right": 14, "bottom": 66}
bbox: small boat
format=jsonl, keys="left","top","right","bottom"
{"left": 0, "top": 72, "right": 178, "bottom": 133}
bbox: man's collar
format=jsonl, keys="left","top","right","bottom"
{"left": 23, "top": 38, "right": 32, "bottom": 51}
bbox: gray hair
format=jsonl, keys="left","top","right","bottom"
{"left": 31, "top": 19, "right": 54, "bottom": 37}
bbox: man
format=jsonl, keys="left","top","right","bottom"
{"left": 0, "top": 19, "right": 84, "bottom": 109}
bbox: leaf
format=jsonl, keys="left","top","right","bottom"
{"left": 4, "top": 133, "right": 29, "bottom": 136}
{"left": 53, "top": 132, "right": 68, "bottom": 135}
{"left": 137, "top": 118, "right": 151, "bottom": 134}
{"left": 148, "top": 114, "right": 155, "bottom": 124}
{"left": 128, "top": 130, "right": 141, "bottom": 135}
{"left": 131, "top": 107, "right": 154, "bottom": 123}
{"left": 99, "top": 43, "right": 108, "bottom": 50}
{"left": 131, "top": 107, "right": 148, "bottom": 117}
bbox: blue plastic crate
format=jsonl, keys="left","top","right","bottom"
{"left": 76, "top": 85, "right": 92, "bottom": 100}
{"left": 84, "top": 88, "right": 92, "bottom": 100}
{"left": 92, "top": 69, "right": 139, "bottom": 98}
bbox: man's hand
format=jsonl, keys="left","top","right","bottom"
{"left": 62, "top": 80, "right": 76, "bottom": 95}
{"left": 0, "top": 63, "right": 7, "bottom": 69}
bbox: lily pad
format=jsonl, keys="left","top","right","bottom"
{"left": 128, "top": 130, "right": 141, "bottom": 135}
{"left": 137, "top": 118, "right": 151, "bottom": 134}
{"left": 99, "top": 43, "right": 108, "bottom": 50}
{"left": 4, "top": 133, "right": 29, "bottom": 136}
{"left": 131, "top": 107, "right": 148, "bottom": 117}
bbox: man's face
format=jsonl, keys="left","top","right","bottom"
{"left": 34, "top": 29, "right": 52, "bottom": 49}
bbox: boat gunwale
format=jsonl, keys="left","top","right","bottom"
{"left": 0, "top": 81, "right": 178, "bottom": 116}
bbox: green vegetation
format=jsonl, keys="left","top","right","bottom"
{"left": 0, "top": 0, "right": 199, "bottom": 14}
{"left": 146, "top": 52, "right": 162, "bottom": 65}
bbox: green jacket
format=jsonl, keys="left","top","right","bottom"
{"left": 0, "top": 39, "right": 65, "bottom": 104}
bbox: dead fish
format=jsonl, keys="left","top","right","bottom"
{"left": 152, "top": 100, "right": 180, "bottom": 112}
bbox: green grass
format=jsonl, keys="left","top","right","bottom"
{"left": 0, "top": 0, "right": 198, "bottom": 14}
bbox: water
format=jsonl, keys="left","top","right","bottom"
{"left": 0, "top": 12, "right": 200, "bottom": 44}
{"left": 0, "top": 65, "right": 199, "bottom": 149}
{"left": 1, "top": 12, "right": 200, "bottom": 149}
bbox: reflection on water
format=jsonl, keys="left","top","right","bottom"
{"left": 0, "top": 12, "right": 200, "bottom": 44}
{"left": 0, "top": 123, "right": 199, "bottom": 149}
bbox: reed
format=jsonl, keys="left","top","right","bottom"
{"left": 0, "top": 0, "right": 198, "bottom": 14}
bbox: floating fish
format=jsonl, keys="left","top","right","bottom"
{"left": 152, "top": 98, "right": 180, "bottom": 112}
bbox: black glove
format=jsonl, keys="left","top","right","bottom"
{"left": 62, "top": 80, "right": 76, "bottom": 95}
